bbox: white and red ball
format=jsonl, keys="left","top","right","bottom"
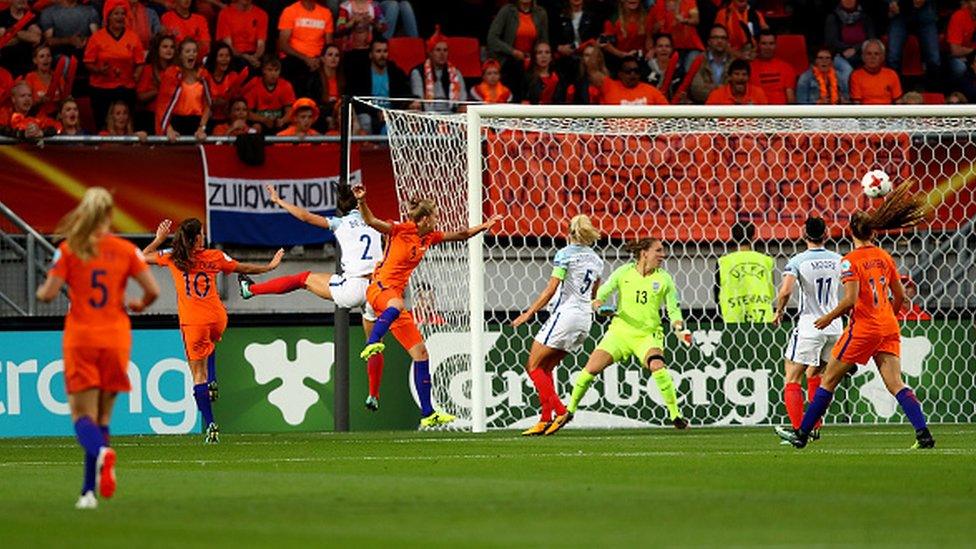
{"left": 861, "top": 169, "right": 893, "bottom": 198}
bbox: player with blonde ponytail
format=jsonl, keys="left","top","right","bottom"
{"left": 37, "top": 187, "right": 160, "bottom": 509}
{"left": 512, "top": 214, "right": 605, "bottom": 436}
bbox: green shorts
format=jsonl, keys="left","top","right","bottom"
{"left": 596, "top": 325, "right": 665, "bottom": 365}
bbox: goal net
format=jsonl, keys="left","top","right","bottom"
{"left": 373, "top": 102, "right": 976, "bottom": 432}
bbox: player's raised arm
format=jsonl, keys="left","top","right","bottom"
{"left": 814, "top": 280, "right": 857, "bottom": 330}
{"left": 235, "top": 248, "right": 286, "bottom": 274}
{"left": 592, "top": 264, "right": 624, "bottom": 313}
{"left": 442, "top": 214, "right": 504, "bottom": 242}
{"left": 352, "top": 185, "right": 393, "bottom": 234}
{"left": 142, "top": 219, "right": 172, "bottom": 262}
{"left": 266, "top": 184, "right": 332, "bottom": 229}
{"left": 772, "top": 274, "right": 797, "bottom": 326}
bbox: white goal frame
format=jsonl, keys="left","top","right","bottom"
{"left": 464, "top": 104, "right": 976, "bottom": 433}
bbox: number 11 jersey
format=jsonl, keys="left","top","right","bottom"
{"left": 784, "top": 247, "right": 843, "bottom": 336}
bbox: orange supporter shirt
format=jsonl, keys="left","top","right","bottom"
{"left": 705, "top": 82, "right": 768, "bottom": 104}
{"left": 83, "top": 28, "right": 146, "bottom": 89}
{"left": 715, "top": 5, "right": 766, "bottom": 52}
{"left": 24, "top": 71, "right": 60, "bottom": 116}
{"left": 373, "top": 221, "right": 444, "bottom": 294}
{"left": 277, "top": 125, "right": 320, "bottom": 136}
{"left": 513, "top": 11, "right": 538, "bottom": 54}
{"left": 603, "top": 13, "right": 652, "bottom": 54}
{"left": 600, "top": 78, "right": 668, "bottom": 105}
{"left": 216, "top": 3, "right": 268, "bottom": 55}
{"left": 156, "top": 248, "right": 238, "bottom": 325}
{"left": 161, "top": 12, "right": 212, "bottom": 57}
{"left": 243, "top": 77, "right": 296, "bottom": 117}
{"left": 840, "top": 245, "right": 900, "bottom": 337}
{"left": 278, "top": 1, "right": 334, "bottom": 58}
{"left": 750, "top": 58, "right": 794, "bottom": 104}
{"left": 649, "top": 0, "right": 704, "bottom": 51}
{"left": 947, "top": 8, "right": 976, "bottom": 48}
{"left": 850, "top": 67, "right": 901, "bottom": 104}
{"left": 50, "top": 235, "right": 149, "bottom": 348}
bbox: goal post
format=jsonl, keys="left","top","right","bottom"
{"left": 378, "top": 100, "right": 976, "bottom": 433}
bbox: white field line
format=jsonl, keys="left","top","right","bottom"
{"left": 2, "top": 448, "right": 975, "bottom": 467}
{"left": 4, "top": 429, "right": 975, "bottom": 450}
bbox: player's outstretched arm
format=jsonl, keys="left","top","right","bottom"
{"left": 142, "top": 219, "right": 172, "bottom": 262}
{"left": 266, "top": 184, "right": 331, "bottom": 229}
{"left": 235, "top": 248, "right": 286, "bottom": 274}
{"left": 442, "top": 214, "right": 503, "bottom": 242}
{"left": 352, "top": 185, "right": 393, "bottom": 234}
{"left": 512, "top": 276, "right": 561, "bottom": 327}
{"left": 772, "top": 274, "right": 796, "bottom": 326}
{"left": 814, "top": 280, "right": 857, "bottom": 329}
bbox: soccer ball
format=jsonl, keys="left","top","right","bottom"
{"left": 861, "top": 170, "right": 893, "bottom": 198}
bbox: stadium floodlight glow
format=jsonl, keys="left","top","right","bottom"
{"left": 375, "top": 101, "right": 976, "bottom": 434}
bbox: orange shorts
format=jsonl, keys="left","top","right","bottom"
{"left": 181, "top": 318, "right": 227, "bottom": 361}
{"left": 366, "top": 281, "right": 424, "bottom": 351}
{"left": 63, "top": 346, "right": 131, "bottom": 394}
{"left": 832, "top": 328, "right": 900, "bottom": 365}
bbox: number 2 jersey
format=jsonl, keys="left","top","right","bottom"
{"left": 326, "top": 209, "right": 382, "bottom": 277}
{"left": 156, "top": 249, "right": 239, "bottom": 325}
{"left": 545, "top": 244, "right": 604, "bottom": 315}
{"left": 783, "top": 247, "right": 843, "bottom": 336}
{"left": 840, "top": 245, "right": 900, "bottom": 337}
{"left": 50, "top": 235, "right": 149, "bottom": 348}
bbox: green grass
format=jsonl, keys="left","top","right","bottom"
{"left": 1, "top": 425, "right": 974, "bottom": 548}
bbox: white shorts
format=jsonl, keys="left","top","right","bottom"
{"left": 329, "top": 275, "right": 376, "bottom": 321}
{"left": 784, "top": 328, "right": 839, "bottom": 367}
{"left": 533, "top": 310, "right": 592, "bottom": 352}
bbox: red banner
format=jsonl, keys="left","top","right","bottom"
{"left": 486, "top": 131, "right": 976, "bottom": 240}
{"left": 0, "top": 144, "right": 399, "bottom": 236}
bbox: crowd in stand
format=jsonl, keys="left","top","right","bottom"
{"left": 0, "top": 0, "right": 973, "bottom": 139}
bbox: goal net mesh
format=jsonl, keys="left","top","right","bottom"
{"left": 378, "top": 105, "right": 976, "bottom": 430}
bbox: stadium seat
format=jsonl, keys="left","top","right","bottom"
{"left": 388, "top": 37, "right": 426, "bottom": 73}
{"left": 75, "top": 96, "right": 97, "bottom": 133}
{"left": 921, "top": 92, "right": 945, "bottom": 104}
{"left": 447, "top": 36, "right": 483, "bottom": 79}
{"left": 776, "top": 34, "right": 809, "bottom": 76}
{"left": 901, "top": 35, "right": 924, "bottom": 77}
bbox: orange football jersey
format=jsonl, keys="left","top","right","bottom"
{"left": 156, "top": 248, "right": 238, "bottom": 325}
{"left": 372, "top": 221, "right": 443, "bottom": 294}
{"left": 840, "top": 245, "right": 900, "bottom": 336}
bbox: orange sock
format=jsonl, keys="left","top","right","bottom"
{"left": 784, "top": 382, "right": 804, "bottom": 429}
{"left": 807, "top": 375, "right": 823, "bottom": 429}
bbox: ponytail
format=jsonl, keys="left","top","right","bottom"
{"left": 171, "top": 218, "right": 203, "bottom": 272}
{"left": 569, "top": 214, "right": 600, "bottom": 246}
{"left": 850, "top": 181, "right": 929, "bottom": 241}
{"left": 54, "top": 187, "right": 113, "bottom": 261}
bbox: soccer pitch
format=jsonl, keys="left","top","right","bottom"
{"left": 1, "top": 426, "right": 974, "bottom": 548}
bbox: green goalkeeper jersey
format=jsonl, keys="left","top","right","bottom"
{"left": 596, "top": 263, "right": 683, "bottom": 334}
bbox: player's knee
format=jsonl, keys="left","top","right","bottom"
{"left": 645, "top": 354, "right": 666, "bottom": 371}
{"left": 409, "top": 343, "right": 429, "bottom": 361}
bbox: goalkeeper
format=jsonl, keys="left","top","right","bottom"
{"left": 547, "top": 238, "right": 692, "bottom": 435}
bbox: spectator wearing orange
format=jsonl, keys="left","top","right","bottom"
{"left": 0, "top": 80, "right": 58, "bottom": 139}
{"left": 56, "top": 97, "right": 86, "bottom": 135}
{"left": 244, "top": 56, "right": 296, "bottom": 133}
{"left": 749, "top": 30, "right": 795, "bottom": 104}
{"left": 601, "top": 55, "right": 668, "bottom": 105}
{"left": 40, "top": 0, "right": 100, "bottom": 61}
{"left": 157, "top": 38, "right": 212, "bottom": 139}
{"left": 554, "top": 0, "right": 601, "bottom": 77}
{"left": 0, "top": 0, "right": 43, "bottom": 77}
{"left": 100, "top": 99, "right": 148, "bottom": 140}
{"left": 521, "top": 41, "right": 559, "bottom": 104}
{"left": 277, "top": 97, "right": 320, "bottom": 138}
{"left": 713, "top": 0, "right": 767, "bottom": 59}
{"left": 161, "top": 0, "right": 211, "bottom": 58}
{"left": 796, "top": 47, "right": 850, "bottom": 104}
{"left": 278, "top": 0, "right": 334, "bottom": 99}
{"left": 849, "top": 39, "right": 901, "bottom": 105}
{"left": 706, "top": 58, "right": 767, "bottom": 104}
{"left": 487, "top": 0, "right": 549, "bottom": 101}
{"left": 126, "top": 0, "right": 161, "bottom": 51}
{"left": 564, "top": 42, "right": 609, "bottom": 104}
{"left": 316, "top": 43, "right": 343, "bottom": 126}
{"left": 689, "top": 23, "right": 732, "bottom": 103}
{"left": 212, "top": 97, "right": 260, "bottom": 135}
{"left": 601, "top": 0, "right": 651, "bottom": 65}
{"left": 217, "top": 0, "right": 269, "bottom": 69}
{"left": 470, "top": 59, "right": 512, "bottom": 103}
{"left": 648, "top": 0, "right": 703, "bottom": 66}
{"left": 0, "top": 65, "right": 13, "bottom": 104}
{"left": 645, "top": 33, "right": 684, "bottom": 100}
{"left": 336, "top": 0, "right": 386, "bottom": 52}
{"left": 411, "top": 26, "right": 467, "bottom": 112}
{"left": 947, "top": 0, "right": 976, "bottom": 79}
{"left": 206, "top": 42, "right": 250, "bottom": 128}
{"left": 26, "top": 44, "right": 72, "bottom": 117}
{"left": 136, "top": 33, "right": 176, "bottom": 133}
{"left": 83, "top": 0, "right": 145, "bottom": 131}
{"left": 824, "top": 0, "right": 875, "bottom": 80}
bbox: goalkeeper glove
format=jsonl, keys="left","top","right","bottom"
{"left": 597, "top": 303, "right": 617, "bottom": 317}
{"left": 673, "top": 322, "right": 692, "bottom": 347}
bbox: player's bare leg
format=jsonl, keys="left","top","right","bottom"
{"left": 875, "top": 352, "right": 935, "bottom": 448}
{"left": 523, "top": 343, "right": 568, "bottom": 436}
{"left": 302, "top": 272, "right": 336, "bottom": 300}
{"left": 644, "top": 349, "right": 688, "bottom": 429}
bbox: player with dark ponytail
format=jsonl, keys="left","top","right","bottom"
{"left": 777, "top": 182, "right": 935, "bottom": 449}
